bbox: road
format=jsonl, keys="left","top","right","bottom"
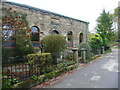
{"left": 47, "top": 49, "right": 119, "bottom": 88}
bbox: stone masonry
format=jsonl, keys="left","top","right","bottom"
{"left": 2, "top": 1, "right": 89, "bottom": 48}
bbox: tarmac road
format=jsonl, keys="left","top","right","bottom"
{"left": 47, "top": 49, "right": 119, "bottom": 88}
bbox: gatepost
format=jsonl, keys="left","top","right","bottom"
{"left": 101, "top": 46, "right": 104, "bottom": 54}
{"left": 71, "top": 48, "right": 78, "bottom": 67}
{"left": 81, "top": 48, "right": 87, "bottom": 63}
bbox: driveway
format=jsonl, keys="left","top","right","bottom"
{"left": 46, "top": 49, "right": 119, "bottom": 88}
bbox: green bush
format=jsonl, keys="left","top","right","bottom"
{"left": 78, "top": 42, "right": 91, "bottom": 62}
{"left": 41, "top": 34, "right": 67, "bottom": 64}
{"left": 2, "top": 48, "right": 16, "bottom": 61}
{"left": 2, "top": 76, "right": 19, "bottom": 88}
{"left": 15, "top": 34, "right": 35, "bottom": 58}
{"left": 12, "top": 63, "right": 76, "bottom": 88}
{"left": 89, "top": 33, "right": 104, "bottom": 55}
{"left": 27, "top": 53, "right": 53, "bottom": 74}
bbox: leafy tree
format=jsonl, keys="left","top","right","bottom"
{"left": 41, "top": 34, "right": 66, "bottom": 64}
{"left": 89, "top": 33, "right": 103, "bottom": 55}
{"left": 96, "top": 10, "right": 115, "bottom": 47}
{"left": 112, "top": 7, "right": 120, "bottom": 40}
{"left": 2, "top": 7, "right": 34, "bottom": 59}
{"left": 89, "top": 33, "right": 103, "bottom": 49}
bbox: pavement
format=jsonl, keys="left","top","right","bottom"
{"left": 45, "top": 49, "right": 119, "bottom": 88}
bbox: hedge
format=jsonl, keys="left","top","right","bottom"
{"left": 13, "top": 64, "right": 76, "bottom": 88}
{"left": 27, "top": 53, "right": 53, "bottom": 74}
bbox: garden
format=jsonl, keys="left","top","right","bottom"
{"left": 2, "top": 7, "right": 117, "bottom": 89}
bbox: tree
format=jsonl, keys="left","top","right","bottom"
{"left": 2, "top": 7, "right": 34, "bottom": 59}
{"left": 41, "top": 34, "right": 66, "bottom": 64}
{"left": 112, "top": 7, "right": 120, "bottom": 40}
{"left": 89, "top": 33, "right": 103, "bottom": 55}
{"left": 96, "top": 9, "right": 115, "bottom": 48}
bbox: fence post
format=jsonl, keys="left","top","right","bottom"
{"left": 71, "top": 48, "right": 78, "bottom": 67}
{"left": 101, "top": 46, "right": 104, "bottom": 54}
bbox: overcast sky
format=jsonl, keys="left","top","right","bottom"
{"left": 6, "top": 0, "right": 119, "bottom": 33}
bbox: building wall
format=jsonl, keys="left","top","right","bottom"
{"left": 2, "top": 1, "right": 89, "bottom": 48}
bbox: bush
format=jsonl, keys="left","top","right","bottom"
{"left": 2, "top": 48, "right": 16, "bottom": 61}
{"left": 12, "top": 61, "right": 76, "bottom": 88}
{"left": 2, "top": 7, "right": 35, "bottom": 59}
{"left": 41, "top": 34, "right": 67, "bottom": 64}
{"left": 89, "top": 33, "right": 104, "bottom": 55}
{"left": 89, "top": 34, "right": 103, "bottom": 49}
{"left": 78, "top": 42, "right": 91, "bottom": 62}
{"left": 27, "top": 53, "right": 53, "bottom": 74}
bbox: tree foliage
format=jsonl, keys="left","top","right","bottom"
{"left": 2, "top": 7, "right": 34, "bottom": 59}
{"left": 89, "top": 33, "right": 103, "bottom": 50}
{"left": 96, "top": 10, "right": 115, "bottom": 47}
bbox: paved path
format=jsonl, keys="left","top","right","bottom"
{"left": 46, "top": 49, "right": 119, "bottom": 88}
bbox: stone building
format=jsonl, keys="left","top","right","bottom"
{"left": 2, "top": 1, "right": 89, "bottom": 49}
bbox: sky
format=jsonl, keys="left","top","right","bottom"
{"left": 5, "top": 0, "right": 119, "bottom": 33}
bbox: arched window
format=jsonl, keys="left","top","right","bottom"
{"left": 67, "top": 31, "right": 73, "bottom": 48}
{"left": 2, "top": 24, "right": 16, "bottom": 48}
{"left": 51, "top": 30, "right": 59, "bottom": 34}
{"left": 79, "top": 33, "right": 83, "bottom": 44}
{"left": 30, "top": 26, "right": 40, "bottom": 48}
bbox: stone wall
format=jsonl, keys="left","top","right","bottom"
{"left": 2, "top": 1, "right": 89, "bottom": 48}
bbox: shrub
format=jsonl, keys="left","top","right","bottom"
{"left": 27, "top": 53, "right": 53, "bottom": 74}
{"left": 2, "top": 7, "right": 35, "bottom": 59}
{"left": 41, "top": 34, "right": 67, "bottom": 64}
{"left": 89, "top": 34, "right": 103, "bottom": 49}
{"left": 2, "top": 76, "right": 19, "bottom": 88}
{"left": 12, "top": 62, "right": 76, "bottom": 88}
{"left": 78, "top": 42, "right": 91, "bottom": 62}
{"left": 15, "top": 35, "right": 35, "bottom": 58}
{"left": 89, "top": 33, "right": 103, "bottom": 55}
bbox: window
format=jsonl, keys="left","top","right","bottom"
{"left": 2, "top": 24, "right": 16, "bottom": 48}
{"left": 51, "top": 30, "right": 59, "bottom": 34}
{"left": 30, "top": 26, "right": 40, "bottom": 48}
{"left": 67, "top": 31, "right": 73, "bottom": 48}
{"left": 79, "top": 33, "right": 83, "bottom": 44}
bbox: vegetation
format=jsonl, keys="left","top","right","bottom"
{"left": 96, "top": 9, "right": 115, "bottom": 50}
{"left": 89, "top": 33, "right": 103, "bottom": 55}
{"left": 78, "top": 42, "right": 91, "bottom": 62}
{"left": 112, "top": 7, "right": 120, "bottom": 40}
{"left": 3, "top": 61, "right": 76, "bottom": 88}
{"left": 27, "top": 53, "right": 53, "bottom": 74}
{"left": 2, "top": 7, "right": 34, "bottom": 59}
{"left": 41, "top": 34, "right": 66, "bottom": 64}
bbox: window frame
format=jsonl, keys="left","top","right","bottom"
{"left": 30, "top": 26, "right": 40, "bottom": 48}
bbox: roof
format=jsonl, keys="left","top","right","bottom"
{"left": 3, "top": 1, "right": 89, "bottom": 24}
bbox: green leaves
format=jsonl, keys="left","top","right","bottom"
{"left": 96, "top": 9, "right": 115, "bottom": 45}
{"left": 41, "top": 34, "right": 67, "bottom": 64}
